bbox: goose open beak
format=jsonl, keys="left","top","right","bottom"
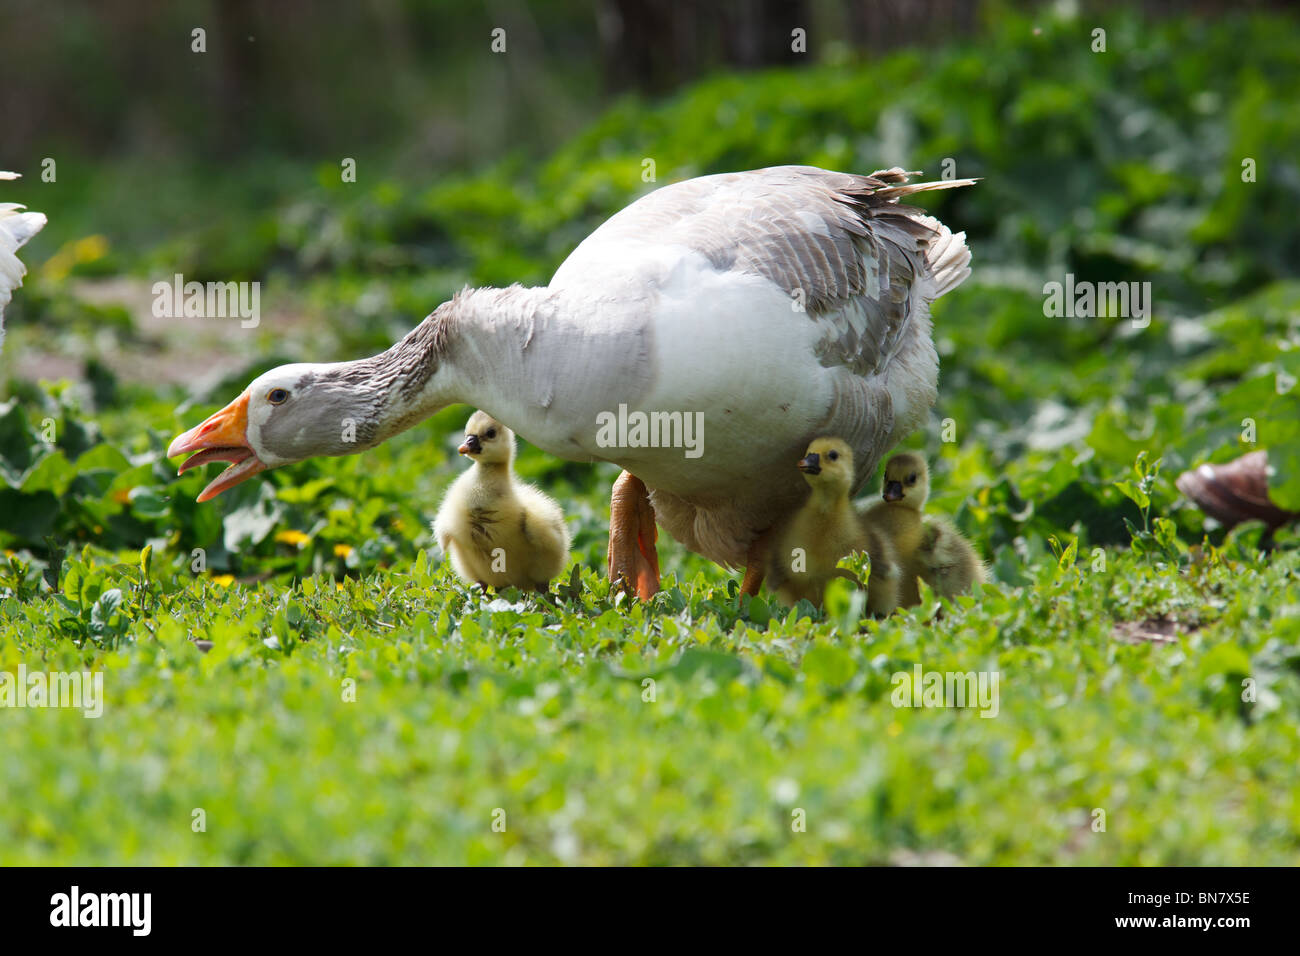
{"left": 167, "top": 392, "right": 266, "bottom": 502}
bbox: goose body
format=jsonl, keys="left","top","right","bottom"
{"left": 433, "top": 411, "right": 570, "bottom": 590}
{"left": 168, "top": 165, "right": 974, "bottom": 594}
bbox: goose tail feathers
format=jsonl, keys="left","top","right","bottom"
{"left": 866, "top": 168, "right": 974, "bottom": 299}
{"left": 919, "top": 218, "right": 971, "bottom": 300}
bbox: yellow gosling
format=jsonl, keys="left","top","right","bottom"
{"left": 433, "top": 410, "right": 570, "bottom": 591}
{"left": 768, "top": 437, "right": 899, "bottom": 614}
{"left": 861, "top": 451, "right": 930, "bottom": 607}
{"left": 917, "top": 515, "right": 987, "bottom": 600}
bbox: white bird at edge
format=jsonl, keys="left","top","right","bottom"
{"left": 0, "top": 171, "right": 48, "bottom": 353}
{"left": 168, "top": 165, "right": 975, "bottom": 599}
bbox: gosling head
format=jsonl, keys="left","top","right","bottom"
{"left": 798, "top": 437, "right": 855, "bottom": 497}
{"left": 457, "top": 410, "right": 515, "bottom": 466}
{"left": 881, "top": 452, "right": 929, "bottom": 510}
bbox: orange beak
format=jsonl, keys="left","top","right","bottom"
{"left": 167, "top": 392, "right": 266, "bottom": 502}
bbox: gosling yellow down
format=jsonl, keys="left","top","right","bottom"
{"left": 433, "top": 410, "right": 570, "bottom": 591}
{"left": 916, "top": 515, "right": 987, "bottom": 599}
{"left": 861, "top": 451, "right": 931, "bottom": 607}
{"left": 863, "top": 451, "right": 985, "bottom": 606}
{"left": 767, "top": 437, "right": 899, "bottom": 615}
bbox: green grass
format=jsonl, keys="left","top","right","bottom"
{"left": 2, "top": 529, "right": 1297, "bottom": 865}
{"left": 1, "top": 366, "right": 1297, "bottom": 864}
{"left": 3, "top": 4, "right": 1300, "bottom": 864}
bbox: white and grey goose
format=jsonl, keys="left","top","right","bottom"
{"left": 0, "top": 171, "right": 48, "bottom": 352}
{"left": 168, "top": 165, "right": 974, "bottom": 598}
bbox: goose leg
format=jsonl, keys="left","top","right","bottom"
{"left": 739, "top": 528, "right": 772, "bottom": 597}
{"left": 608, "top": 471, "right": 660, "bottom": 600}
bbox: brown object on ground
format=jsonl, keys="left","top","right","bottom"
{"left": 1175, "top": 450, "right": 1299, "bottom": 539}
{"left": 1111, "top": 617, "right": 1180, "bottom": 645}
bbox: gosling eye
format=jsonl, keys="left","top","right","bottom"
{"left": 907, "top": 473, "right": 917, "bottom": 485}
{"left": 485, "top": 428, "right": 497, "bottom": 440}
{"left": 267, "top": 388, "right": 290, "bottom": 405}
{"left": 828, "top": 450, "right": 839, "bottom": 461}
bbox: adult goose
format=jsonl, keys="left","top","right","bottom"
{"left": 168, "top": 165, "right": 975, "bottom": 598}
{"left": 0, "top": 171, "right": 47, "bottom": 350}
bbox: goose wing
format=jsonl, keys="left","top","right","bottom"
{"left": 549, "top": 165, "right": 974, "bottom": 378}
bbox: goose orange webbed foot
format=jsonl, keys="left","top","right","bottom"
{"left": 608, "top": 471, "right": 660, "bottom": 600}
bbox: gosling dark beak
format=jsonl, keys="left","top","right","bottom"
{"left": 798, "top": 453, "right": 821, "bottom": 475}
{"left": 883, "top": 480, "right": 904, "bottom": 502}
{"left": 458, "top": 433, "right": 482, "bottom": 456}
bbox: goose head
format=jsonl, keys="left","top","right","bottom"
{"left": 167, "top": 362, "right": 392, "bottom": 501}
{"left": 880, "top": 451, "right": 929, "bottom": 510}
{"left": 798, "top": 437, "right": 855, "bottom": 499}
{"left": 457, "top": 410, "right": 514, "bottom": 466}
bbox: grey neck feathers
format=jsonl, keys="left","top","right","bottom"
{"left": 427, "top": 285, "right": 564, "bottom": 417}
{"left": 330, "top": 285, "right": 558, "bottom": 447}
{"left": 346, "top": 299, "right": 458, "bottom": 400}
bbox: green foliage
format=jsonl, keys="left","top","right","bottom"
{"left": 1, "top": 540, "right": 1297, "bottom": 865}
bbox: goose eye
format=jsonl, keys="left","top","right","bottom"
{"left": 485, "top": 428, "right": 497, "bottom": 439}
{"left": 268, "top": 388, "right": 290, "bottom": 405}
{"left": 907, "top": 474, "right": 917, "bottom": 484}
{"left": 828, "top": 450, "right": 839, "bottom": 461}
